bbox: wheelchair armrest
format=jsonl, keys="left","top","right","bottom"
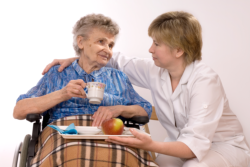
{"left": 127, "top": 115, "right": 149, "bottom": 124}
{"left": 26, "top": 114, "right": 42, "bottom": 123}
{"left": 123, "top": 115, "right": 149, "bottom": 129}
{"left": 26, "top": 113, "right": 42, "bottom": 165}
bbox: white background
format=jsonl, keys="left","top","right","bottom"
{"left": 0, "top": 0, "right": 250, "bottom": 166}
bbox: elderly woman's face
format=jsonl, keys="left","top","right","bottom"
{"left": 79, "top": 28, "right": 115, "bottom": 67}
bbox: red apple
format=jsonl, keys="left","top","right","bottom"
{"left": 101, "top": 118, "right": 124, "bottom": 135}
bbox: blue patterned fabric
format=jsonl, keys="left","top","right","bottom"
{"left": 17, "top": 60, "right": 152, "bottom": 124}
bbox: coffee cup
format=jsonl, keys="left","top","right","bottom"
{"left": 84, "top": 82, "right": 106, "bottom": 104}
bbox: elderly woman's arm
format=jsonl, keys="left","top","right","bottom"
{"left": 119, "top": 105, "right": 148, "bottom": 117}
{"left": 13, "top": 79, "right": 86, "bottom": 120}
{"left": 92, "top": 105, "right": 147, "bottom": 126}
{"left": 14, "top": 90, "right": 66, "bottom": 119}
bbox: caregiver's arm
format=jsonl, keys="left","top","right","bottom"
{"left": 147, "top": 140, "right": 196, "bottom": 159}
{"left": 107, "top": 128, "right": 196, "bottom": 159}
{"left": 42, "top": 52, "right": 154, "bottom": 89}
{"left": 107, "top": 52, "right": 153, "bottom": 88}
{"left": 42, "top": 57, "right": 78, "bottom": 75}
{"left": 13, "top": 79, "right": 86, "bottom": 120}
{"left": 176, "top": 72, "right": 225, "bottom": 161}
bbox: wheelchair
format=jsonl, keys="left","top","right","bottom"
{"left": 12, "top": 112, "right": 149, "bottom": 167}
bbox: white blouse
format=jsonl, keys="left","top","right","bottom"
{"left": 108, "top": 52, "right": 250, "bottom": 161}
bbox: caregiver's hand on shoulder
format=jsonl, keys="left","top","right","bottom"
{"left": 60, "top": 79, "right": 87, "bottom": 100}
{"left": 106, "top": 128, "right": 154, "bottom": 151}
{"left": 42, "top": 57, "right": 78, "bottom": 75}
{"left": 92, "top": 106, "right": 123, "bottom": 127}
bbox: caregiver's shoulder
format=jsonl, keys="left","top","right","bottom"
{"left": 190, "top": 60, "right": 221, "bottom": 85}
{"left": 193, "top": 60, "right": 219, "bottom": 76}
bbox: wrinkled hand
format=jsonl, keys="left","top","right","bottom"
{"left": 106, "top": 128, "right": 154, "bottom": 151}
{"left": 61, "top": 79, "right": 87, "bottom": 100}
{"left": 42, "top": 57, "right": 78, "bottom": 75}
{"left": 92, "top": 106, "right": 123, "bottom": 127}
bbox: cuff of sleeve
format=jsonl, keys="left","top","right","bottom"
{"left": 137, "top": 103, "right": 152, "bottom": 119}
{"left": 177, "top": 135, "right": 211, "bottom": 161}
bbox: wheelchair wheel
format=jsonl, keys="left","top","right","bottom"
{"left": 12, "top": 142, "right": 22, "bottom": 167}
{"left": 19, "top": 134, "right": 31, "bottom": 167}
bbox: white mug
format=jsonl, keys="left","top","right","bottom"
{"left": 84, "top": 82, "right": 106, "bottom": 104}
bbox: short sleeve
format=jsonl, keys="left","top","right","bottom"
{"left": 16, "top": 72, "right": 49, "bottom": 103}
{"left": 177, "top": 73, "right": 224, "bottom": 161}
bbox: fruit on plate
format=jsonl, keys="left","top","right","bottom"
{"left": 101, "top": 118, "right": 124, "bottom": 135}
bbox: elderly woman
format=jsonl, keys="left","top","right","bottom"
{"left": 13, "top": 14, "right": 156, "bottom": 167}
{"left": 44, "top": 11, "right": 250, "bottom": 167}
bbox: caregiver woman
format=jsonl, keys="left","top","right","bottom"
{"left": 43, "top": 11, "right": 250, "bottom": 167}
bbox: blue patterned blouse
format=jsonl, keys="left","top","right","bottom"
{"left": 17, "top": 60, "right": 152, "bottom": 124}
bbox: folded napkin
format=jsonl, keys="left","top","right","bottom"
{"left": 48, "top": 123, "right": 78, "bottom": 135}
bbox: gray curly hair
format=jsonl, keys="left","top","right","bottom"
{"left": 72, "top": 14, "right": 119, "bottom": 56}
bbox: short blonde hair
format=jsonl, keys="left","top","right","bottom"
{"left": 72, "top": 14, "right": 119, "bottom": 56}
{"left": 148, "top": 11, "right": 202, "bottom": 65}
